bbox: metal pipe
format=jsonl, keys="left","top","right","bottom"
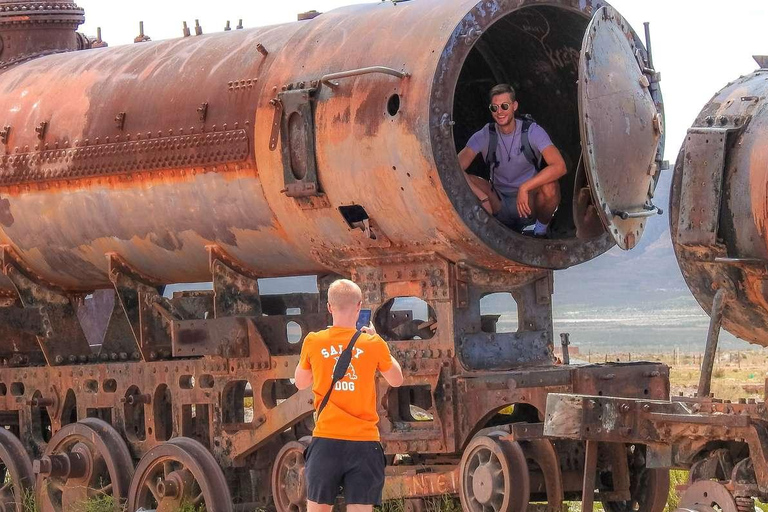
{"left": 643, "top": 22, "right": 654, "bottom": 70}
{"left": 321, "top": 66, "right": 410, "bottom": 87}
{"left": 612, "top": 206, "right": 662, "bottom": 220}
{"left": 697, "top": 288, "right": 727, "bottom": 398}
{"left": 560, "top": 333, "right": 570, "bottom": 365}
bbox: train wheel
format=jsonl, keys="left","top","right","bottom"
{"left": 678, "top": 480, "right": 738, "bottom": 512}
{"left": 459, "top": 434, "right": 530, "bottom": 512}
{"left": 271, "top": 438, "right": 310, "bottom": 512}
{"left": 521, "top": 439, "right": 563, "bottom": 511}
{"left": 0, "top": 428, "right": 33, "bottom": 512}
{"left": 128, "top": 437, "right": 232, "bottom": 512}
{"left": 602, "top": 444, "right": 669, "bottom": 512}
{"left": 35, "top": 418, "right": 133, "bottom": 512}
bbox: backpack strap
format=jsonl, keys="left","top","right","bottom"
{"left": 484, "top": 123, "right": 499, "bottom": 189}
{"left": 520, "top": 115, "right": 544, "bottom": 172}
{"left": 316, "top": 330, "right": 363, "bottom": 418}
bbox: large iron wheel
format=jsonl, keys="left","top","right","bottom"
{"left": 522, "top": 439, "right": 563, "bottom": 512}
{"left": 0, "top": 428, "right": 33, "bottom": 512}
{"left": 35, "top": 418, "right": 133, "bottom": 512}
{"left": 679, "top": 480, "right": 739, "bottom": 512}
{"left": 602, "top": 444, "right": 669, "bottom": 512}
{"left": 459, "top": 434, "right": 530, "bottom": 512}
{"left": 128, "top": 437, "right": 232, "bottom": 512}
{"left": 271, "top": 438, "right": 310, "bottom": 512}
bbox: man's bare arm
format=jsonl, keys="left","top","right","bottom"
{"left": 381, "top": 356, "right": 404, "bottom": 388}
{"left": 294, "top": 366, "right": 313, "bottom": 390}
{"left": 520, "top": 146, "right": 566, "bottom": 192}
{"left": 458, "top": 147, "right": 478, "bottom": 172}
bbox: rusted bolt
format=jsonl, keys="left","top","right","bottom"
{"left": 705, "top": 115, "right": 715, "bottom": 126}
{"left": 35, "top": 121, "right": 48, "bottom": 140}
{"left": 620, "top": 404, "right": 630, "bottom": 413}
{"left": 642, "top": 404, "right": 651, "bottom": 412}
{"left": 27, "top": 397, "right": 54, "bottom": 407}
{"left": 122, "top": 393, "right": 151, "bottom": 405}
{"left": 54, "top": 355, "right": 64, "bottom": 365}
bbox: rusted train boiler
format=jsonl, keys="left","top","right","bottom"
{"left": 0, "top": 0, "right": 667, "bottom": 511}
{"left": 545, "top": 56, "right": 768, "bottom": 512}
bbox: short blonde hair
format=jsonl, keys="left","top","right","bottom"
{"left": 328, "top": 279, "right": 363, "bottom": 312}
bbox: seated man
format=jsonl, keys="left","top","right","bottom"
{"left": 458, "top": 84, "right": 566, "bottom": 236}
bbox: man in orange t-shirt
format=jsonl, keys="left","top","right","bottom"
{"left": 295, "top": 279, "right": 403, "bottom": 512}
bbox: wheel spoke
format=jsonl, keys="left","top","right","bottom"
{"left": 192, "top": 491, "right": 204, "bottom": 506}
{"left": 147, "top": 479, "right": 162, "bottom": 503}
{"left": 163, "top": 461, "right": 173, "bottom": 478}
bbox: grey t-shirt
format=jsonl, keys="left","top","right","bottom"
{"left": 466, "top": 121, "right": 553, "bottom": 194}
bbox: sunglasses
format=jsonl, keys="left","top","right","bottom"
{"left": 489, "top": 102, "right": 512, "bottom": 113}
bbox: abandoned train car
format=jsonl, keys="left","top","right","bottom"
{"left": 0, "top": 0, "right": 666, "bottom": 511}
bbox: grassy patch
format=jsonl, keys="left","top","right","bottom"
{"left": 21, "top": 488, "right": 38, "bottom": 512}
{"left": 81, "top": 493, "right": 123, "bottom": 512}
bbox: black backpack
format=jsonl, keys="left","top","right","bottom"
{"left": 485, "top": 114, "right": 544, "bottom": 189}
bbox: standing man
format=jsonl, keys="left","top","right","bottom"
{"left": 294, "top": 279, "right": 404, "bottom": 512}
{"left": 458, "top": 84, "right": 567, "bottom": 236}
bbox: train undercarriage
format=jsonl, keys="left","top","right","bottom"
{"left": 0, "top": 248, "right": 674, "bottom": 511}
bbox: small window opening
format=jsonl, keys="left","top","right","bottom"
{"left": 10, "top": 383, "right": 23, "bottom": 396}
{"left": 153, "top": 384, "right": 173, "bottom": 441}
{"left": 374, "top": 297, "right": 437, "bottom": 341}
{"left": 338, "top": 205, "right": 377, "bottom": 240}
{"left": 198, "top": 375, "right": 214, "bottom": 389}
{"left": 261, "top": 379, "right": 299, "bottom": 409}
{"left": 387, "top": 385, "right": 434, "bottom": 422}
{"left": 103, "top": 379, "right": 117, "bottom": 393}
{"left": 286, "top": 321, "right": 303, "bottom": 344}
{"left": 223, "top": 381, "right": 254, "bottom": 424}
{"left": 179, "top": 375, "right": 195, "bottom": 389}
{"left": 86, "top": 407, "right": 113, "bottom": 424}
{"left": 480, "top": 293, "right": 519, "bottom": 333}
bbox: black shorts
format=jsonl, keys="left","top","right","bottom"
{"left": 303, "top": 437, "right": 387, "bottom": 506}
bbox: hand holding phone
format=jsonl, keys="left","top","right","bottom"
{"left": 356, "top": 309, "right": 372, "bottom": 331}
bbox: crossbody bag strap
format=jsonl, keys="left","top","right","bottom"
{"left": 316, "top": 330, "right": 363, "bottom": 418}
{"left": 520, "top": 117, "right": 544, "bottom": 172}
{"left": 486, "top": 123, "right": 498, "bottom": 190}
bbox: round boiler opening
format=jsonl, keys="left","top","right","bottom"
{"left": 431, "top": 3, "right": 614, "bottom": 269}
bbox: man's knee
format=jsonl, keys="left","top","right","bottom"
{"left": 537, "top": 181, "right": 560, "bottom": 205}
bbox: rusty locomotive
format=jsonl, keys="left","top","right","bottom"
{"left": 545, "top": 56, "right": 768, "bottom": 512}
{"left": 0, "top": 0, "right": 670, "bottom": 511}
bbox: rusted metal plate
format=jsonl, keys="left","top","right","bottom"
{"left": 676, "top": 128, "right": 728, "bottom": 247}
{"left": 579, "top": 6, "right": 661, "bottom": 250}
{"left": 0, "top": 129, "right": 249, "bottom": 186}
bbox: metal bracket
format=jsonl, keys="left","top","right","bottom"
{"left": 207, "top": 245, "right": 262, "bottom": 318}
{"left": 107, "top": 253, "right": 176, "bottom": 361}
{"left": 277, "top": 87, "right": 323, "bottom": 198}
{"left": 677, "top": 128, "right": 729, "bottom": 247}
{"left": 1, "top": 246, "right": 90, "bottom": 366}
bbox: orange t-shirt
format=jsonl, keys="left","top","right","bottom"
{"left": 299, "top": 326, "right": 393, "bottom": 441}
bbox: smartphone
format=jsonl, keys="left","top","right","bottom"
{"left": 356, "top": 309, "right": 372, "bottom": 330}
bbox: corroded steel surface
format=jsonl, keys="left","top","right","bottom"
{"left": 0, "top": 0, "right": 669, "bottom": 293}
{"left": 0, "top": 0, "right": 675, "bottom": 510}
{"left": 671, "top": 68, "right": 768, "bottom": 346}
